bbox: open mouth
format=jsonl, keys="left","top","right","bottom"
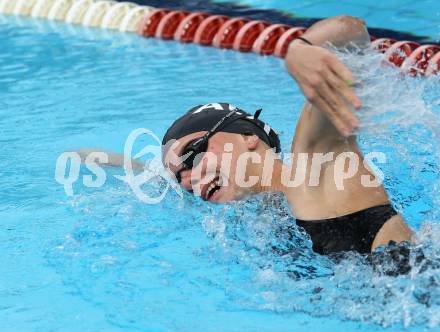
{"left": 202, "top": 176, "right": 222, "bottom": 201}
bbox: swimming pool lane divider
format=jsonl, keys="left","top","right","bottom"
{"left": 138, "top": 8, "right": 439, "bottom": 76}
{"left": 0, "top": 0, "right": 153, "bottom": 32}
{"left": 0, "top": 0, "right": 439, "bottom": 76}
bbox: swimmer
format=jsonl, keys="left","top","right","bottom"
{"left": 161, "top": 15, "right": 413, "bottom": 255}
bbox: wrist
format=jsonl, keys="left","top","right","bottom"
{"left": 287, "top": 38, "right": 307, "bottom": 53}
{"left": 286, "top": 37, "right": 315, "bottom": 56}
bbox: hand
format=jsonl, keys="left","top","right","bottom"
{"left": 285, "top": 40, "right": 362, "bottom": 136}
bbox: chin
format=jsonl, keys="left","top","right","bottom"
{"left": 224, "top": 188, "right": 250, "bottom": 203}
{"left": 208, "top": 186, "right": 246, "bottom": 203}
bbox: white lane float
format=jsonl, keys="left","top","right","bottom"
{"left": 13, "top": 0, "right": 38, "bottom": 16}
{"left": 82, "top": 0, "right": 116, "bottom": 27}
{"left": 65, "top": 0, "right": 95, "bottom": 24}
{"left": 47, "top": 0, "right": 76, "bottom": 20}
{"left": 31, "top": 0, "right": 58, "bottom": 18}
{"left": 1, "top": 0, "right": 152, "bottom": 33}
{"left": 101, "top": 1, "right": 137, "bottom": 30}
{"left": 119, "top": 5, "right": 153, "bottom": 32}
{"left": 0, "top": 0, "right": 20, "bottom": 14}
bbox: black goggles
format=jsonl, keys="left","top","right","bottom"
{"left": 175, "top": 109, "right": 247, "bottom": 183}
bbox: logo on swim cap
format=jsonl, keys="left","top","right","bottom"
{"left": 162, "top": 102, "right": 281, "bottom": 154}
{"left": 192, "top": 103, "right": 240, "bottom": 114}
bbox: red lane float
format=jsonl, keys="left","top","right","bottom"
{"left": 384, "top": 40, "right": 420, "bottom": 67}
{"left": 233, "top": 20, "right": 271, "bottom": 52}
{"left": 194, "top": 15, "right": 229, "bottom": 45}
{"left": 213, "top": 17, "right": 250, "bottom": 49}
{"left": 137, "top": 9, "right": 439, "bottom": 76}
{"left": 253, "top": 24, "right": 291, "bottom": 55}
{"left": 273, "top": 27, "right": 306, "bottom": 57}
{"left": 156, "top": 10, "right": 189, "bottom": 39}
{"left": 174, "top": 12, "right": 209, "bottom": 42}
{"left": 426, "top": 51, "right": 440, "bottom": 75}
{"left": 370, "top": 38, "right": 397, "bottom": 53}
{"left": 138, "top": 8, "right": 170, "bottom": 37}
{"left": 403, "top": 45, "right": 440, "bottom": 75}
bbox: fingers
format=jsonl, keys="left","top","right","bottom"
{"left": 286, "top": 45, "right": 363, "bottom": 136}
{"left": 305, "top": 75, "right": 358, "bottom": 136}
{"left": 325, "top": 66, "right": 362, "bottom": 110}
{"left": 326, "top": 55, "right": 362, "bottom": 109}
{"left": 311, "top": 92, "right": 351, "bottom": 137}
{"left": 325, "top": 70, "right": 360, "bottom": 127}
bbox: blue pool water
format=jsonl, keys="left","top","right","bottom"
{"left": 0, "top": 9, "right": 439, "bottom": 332}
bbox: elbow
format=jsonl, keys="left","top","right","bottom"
{"left": 334, "top": 15, "right": 370, "bottom": 47}
{"left": 334, "top": 15, "right": 366, "bottom": 29}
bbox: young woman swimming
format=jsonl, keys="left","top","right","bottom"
{"left": 161, "top": 15, "right": 413, "bottom": 255}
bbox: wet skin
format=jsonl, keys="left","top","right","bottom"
{"left": 163, "top": 15, "right": 413, "bottom": 252}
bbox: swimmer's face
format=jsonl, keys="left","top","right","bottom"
{"left": 164, "top": 131, "right": 263, "bottom": 203}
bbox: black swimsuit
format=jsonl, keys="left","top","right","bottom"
{"left": 296, "top": 204, "right": 398, "bottom": 255}
{"left": 295, "top": 205, "right": 435, "bottom": 277}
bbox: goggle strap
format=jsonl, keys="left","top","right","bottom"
{"left": 209, "top": 112, "right": 247, "bottom": 137}
{"left": 254, "top": 109, "right": 262, "bottom": 119}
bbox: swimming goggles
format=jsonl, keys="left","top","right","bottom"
{"left": 174, "top": 109, "right": 246, "bottom": 183}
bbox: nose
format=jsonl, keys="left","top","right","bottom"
{"left": 179, "top": 169, "right": 194, "bottom": 191}
{"left": 178, "top": 157, "right": 209, "bottom": 194}
{"left": 180, "top": 168, "right": 206, "bottom": 195}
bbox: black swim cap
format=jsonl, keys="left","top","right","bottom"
{"left": 162, "top": 102, "right": 281, "bottom": 154}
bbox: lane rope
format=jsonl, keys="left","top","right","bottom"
{"left": 0, "top": 1, "right": 438, "bottom": 75}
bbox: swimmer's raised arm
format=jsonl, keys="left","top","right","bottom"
{"left": 77, "top": 148, "right": 144, "bottom": 172}
{"left": 285, "top": 15, "right": 370, "bottom": 137}
{"left": 283, "top": 17, "right": 413, "bottom": 248}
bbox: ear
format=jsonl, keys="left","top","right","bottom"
{"left": 242, "top": 134, "right": 259, "bottom": 151}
